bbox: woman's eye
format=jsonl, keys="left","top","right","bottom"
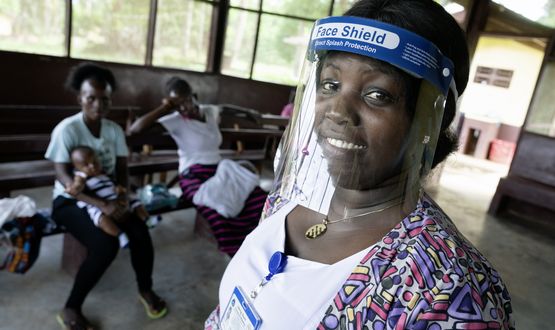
{"left": 364, "top": 90, "right": 394, "bottom": 104}
{"left": 320, "top": 81, "right": 338, "bottom": 93}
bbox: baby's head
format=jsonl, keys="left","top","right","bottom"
{"left": 70, "top": 146, "right": 101, "bottom": 177}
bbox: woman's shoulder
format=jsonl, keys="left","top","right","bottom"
{"left": 381, "top": 197, "right": 512, "bottom": 323}
{"left": 101, "top": 118, "right": 126, "bottom": 134}
{"left": 51, "top": 113, "right": 83, "bottom": 136}
{"left": 158, "top": 111, "right": 180, "bottom": 123}
{"left": 199, "top": 104, "right": 220, "bottom": 121}
{"left": 394, "top": 197, "right": 502, "bottom": 283}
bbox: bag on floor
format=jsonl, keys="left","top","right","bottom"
{"left": 0, "top": 215, "right": 44, "bottom": 274}
{"left": 138, "top": 184, "right": 179, "bottom": 212}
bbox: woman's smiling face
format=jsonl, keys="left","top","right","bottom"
{"left": 314, "top": 52, "right": 412, "bottom": 189}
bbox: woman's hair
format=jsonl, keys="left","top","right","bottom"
{"left": 65, "top": 62, "right": 117, "bottom": 92}
{"left": 165, "top": 76, "right": 193, "bottom": 97}
{"left": 344, "top": 0, "right": 470, "bottom": 168}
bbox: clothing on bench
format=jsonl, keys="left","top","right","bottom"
{"left": 179, "top": 164, "right": 267, "bottom": 256}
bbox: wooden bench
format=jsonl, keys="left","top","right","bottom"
{"left": 0, "top": 104, "right": 283, "bottom": 194}
{"left": 0, "top": 128, "right": 282, "bottom": 197}
{"left": 489, "top": 132, "right": 555, "bottom": 224}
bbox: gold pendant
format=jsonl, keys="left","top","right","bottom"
{"left": 305, "top": 223, "right": 327, "bottom": 239}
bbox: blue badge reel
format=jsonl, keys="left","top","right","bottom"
{"left": 221, "top": 252, "right": 287, "bottom": 330}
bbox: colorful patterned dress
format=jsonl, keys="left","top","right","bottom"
{"left": 317, "top": 196, "right": 514, "bottom": 329}
{"left": 205, "top": 195, "right": 514, "bottom": 329}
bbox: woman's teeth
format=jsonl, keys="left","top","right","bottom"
{"left": 326, "top": 137, "right": 366, "bottom": 150}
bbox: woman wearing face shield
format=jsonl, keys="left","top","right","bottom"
{"left": 129, "top": 78, "right": 267, "bottom": 256}
{"left": 206, "top": 1, "right": 514, "bottom": 329}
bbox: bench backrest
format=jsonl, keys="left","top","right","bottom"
{"left": 0, "top": 105, "right": 135, "bottom": 135}
{"left": 0, "top": 104, "right": 284, "bottom": 163}
{"left": 509, "top": 131, "right": 555, "bottom": 187}
{"left": 0, "top": 105, "right": 137, "bottom": 163}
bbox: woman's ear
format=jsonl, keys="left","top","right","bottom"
{"left": 76, "top": 93, "right": 83, "bottom": 106}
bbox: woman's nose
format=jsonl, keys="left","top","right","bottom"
{"left": 327, "top": 92, "right": 360, "bottom": 126}
{"left": 93, "top": 99, "right": 110, "bottom": 112}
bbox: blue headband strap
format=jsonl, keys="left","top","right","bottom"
{"left": 308, "top": 16, "right": 455, "bottom": 95}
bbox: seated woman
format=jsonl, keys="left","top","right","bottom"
{"left": 205, "top": 0, "right": 514, "bottom": 329}
{"left": 45, "top": 63, "right": 167, "bottom": 330}
{"left": 129, "top": 78, "right": 267, "bottom": 256}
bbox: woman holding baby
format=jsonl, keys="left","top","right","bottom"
{"left": 45, "top": 63, "right": 167, "bottom": 330}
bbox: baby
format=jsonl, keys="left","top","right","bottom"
{"left": 65, "top": 146, "right": 152, "bottom": 247}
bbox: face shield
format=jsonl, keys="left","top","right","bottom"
{"left": 265, "top": 16, "right": 456, "bottom": 233}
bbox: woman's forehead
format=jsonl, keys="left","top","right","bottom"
{"left": 80, "top": 79, "right": 112, "bottom": 94}
{"left": 170, "top": 90, "right": 192, "bottom": 98}
{"left": 323, "top": 52, "right": 401, "bottom": 76}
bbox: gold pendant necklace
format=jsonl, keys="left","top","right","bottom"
{"left": 304, "top": 198, "right": 404, "bottom": 240}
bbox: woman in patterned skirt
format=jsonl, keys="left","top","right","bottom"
{"left": 129, "top": 78, "right": 267, "bottom": 256}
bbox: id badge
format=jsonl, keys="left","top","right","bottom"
{"left": 221, "top": 286, "right": 262, "bottom": 330}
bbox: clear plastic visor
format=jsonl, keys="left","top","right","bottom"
{"left": 264, "top": 17, "right": 453, "bottom": 227}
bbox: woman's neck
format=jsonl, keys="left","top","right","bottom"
{"left": 82, "top": 114, "right": 101, "bottom": 137}
{"left": 327, "top": 174, "right": 421, "bottom": 229}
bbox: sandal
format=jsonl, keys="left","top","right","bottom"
{"left": 139, "top": 290, "right": 168, "bottom": 319}
{"left": 56, "top": 309, "right": 94, "bottom": 330}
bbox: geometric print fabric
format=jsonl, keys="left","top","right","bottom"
{"left": 318, "top": 195, "right": 514, "bottom": 330}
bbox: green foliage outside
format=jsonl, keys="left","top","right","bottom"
{"left": 71, "top": 0, "right": 150, "bottom": 64}
{"left": 230, "top": 0, "right": 260, "bottom": 11}
{"left": 253, "top": 14, "right": 312, "bottom": 85}
{"left": 332, "top": 0, "right": 359, "bottom": 15}
{"left": 263, "top": 0, "right": 330, "bottom": 19}
{"left": 0, "top": 0, "right": 65, "bottom": 56}
{"left": 153, "top": 0, "right": 213, "bottom": 71}
{"left": 221, "top": 8, "right": 258, "bottom": 78}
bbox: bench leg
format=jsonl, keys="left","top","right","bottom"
{"left": 61, "top": 233, "right": 87, "bottom": 277}
{"left": 488, "top": 178, "right": 506, "bottom": 216}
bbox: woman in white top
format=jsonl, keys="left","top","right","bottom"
{"left": 206, "top": 1, "right": 514, "bottom": 329}
{"left": 129, "top": 78, "right": 267, "bottom": 256}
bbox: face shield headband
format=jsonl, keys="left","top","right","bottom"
{"left": 265, "top": 16, "right": 456, "bottom": 219}
{"left": 309, "top": 16, "right": 455, "bottom": 96}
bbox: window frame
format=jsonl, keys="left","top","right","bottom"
{"left": 1, "top": 0, "right": 469, "bottom": 85}
{"left": 224, "top": 1, "right": 335, "bottom": 80}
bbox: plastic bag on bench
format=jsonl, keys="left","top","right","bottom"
{"left": 0, "top": 215, "right": 45, "bottom": 274}
{"left": 0, "top": 195, "right": 36, "bottom": 226}
{"left": 138, "top": 184, "right": 179, "bottom": 212}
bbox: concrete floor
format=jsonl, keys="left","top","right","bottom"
{"left": 1, "top": 154, "right": 554, "bottom": 329}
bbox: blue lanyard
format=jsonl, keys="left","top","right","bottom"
{"left": 249, "top": 251, "right": 287, "bottom": 300}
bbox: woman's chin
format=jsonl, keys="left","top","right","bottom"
{"left": 328, "top": 171, "right": 363, "bottom": 190}
{"left": 329, "top": 169, "right": 394, "bottom": 191}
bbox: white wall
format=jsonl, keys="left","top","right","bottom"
{"left": 458, "top": 36, "right": 544, "bottom": 127}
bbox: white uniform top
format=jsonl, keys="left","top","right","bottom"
{"left": 218, "top": 202, "right": 371, "bottom": 330}
{"left": 157, "top": 105, "right": 222, "bottom": 174}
